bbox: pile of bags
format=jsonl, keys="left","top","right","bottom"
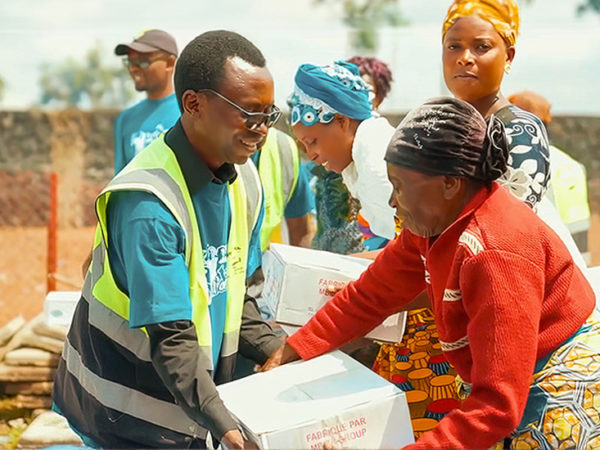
{"left": 0, "top": 314, "right": 82, "bottom": 447}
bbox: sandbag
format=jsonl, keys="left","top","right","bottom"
{"left": 4, "top": 348, "right": 60, "bottom": 367}
{"left": 19, "top": 410, "right": 83, "bottom": 447}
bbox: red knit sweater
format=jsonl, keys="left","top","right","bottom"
{"left": 288, "top": 183, "right": 595, "bottom": 449}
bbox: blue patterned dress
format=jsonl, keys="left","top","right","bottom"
{"left": 495, "top": 105, "right": 551, "bottom": 208}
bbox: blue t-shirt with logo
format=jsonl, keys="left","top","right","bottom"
{"left": 106, "top": 121, "right": 263, "bottom": 371}
{"left": 113, "top": 93, "right": 180, "bottom": 174}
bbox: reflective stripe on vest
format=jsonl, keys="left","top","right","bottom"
{"left": 236, "top": 160, "right": 263, "bottom": 243}
{"left": 61, "top": 335, "right": 207, "bottom": 438}
{"left": 258, "top": 128, "right": 300, "bottom": 250}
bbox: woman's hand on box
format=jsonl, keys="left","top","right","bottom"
{"left": 325, "top": 281, "right": 346, "bottom": 296}
{"left": 323, "top": 441, "right": 338, "bottom": 450}
{"left": 260, "top": 342, "right": 300, "bottom": 372}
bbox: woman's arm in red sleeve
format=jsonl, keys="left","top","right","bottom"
{"left": 406, "top": 250, "right": 544, "bottom": 449}
{"left": 288, "top": 231, "right": 427, "bottom": 359}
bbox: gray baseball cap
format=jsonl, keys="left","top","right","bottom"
{"left": 115, "top": 29, "right": 178, "bottom": 56}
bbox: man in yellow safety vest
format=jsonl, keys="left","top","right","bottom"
{"left": 53, "top": 31, "right": 283, "bottom": 449}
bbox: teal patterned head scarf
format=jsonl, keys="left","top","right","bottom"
{"left": 289, "top": 61, "right": 373, "bottom": 127}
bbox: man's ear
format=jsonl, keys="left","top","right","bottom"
{"left": 182, "top": 90, "right": 205, "bottom": 118}
{"left": 165, "top": 54, "right": 176, "bottom": 72}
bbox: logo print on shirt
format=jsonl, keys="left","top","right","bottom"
{"left": 204, "top": 245, "right": 228, "bottom": 299}
{"left": 130, "top": 124, "right": 167, "bottom": 154}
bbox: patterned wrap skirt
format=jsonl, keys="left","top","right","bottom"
{"left": 374, "top": 308, "right": 600, "bottom": 448}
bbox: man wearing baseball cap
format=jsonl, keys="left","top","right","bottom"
{"left": 113, "top": 29, "right": 181, "bottom": 174}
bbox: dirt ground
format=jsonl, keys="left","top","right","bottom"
{"left": 1, "top": 215, "right": 600, "bottom": 328}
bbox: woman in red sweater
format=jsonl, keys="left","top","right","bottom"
{"left": 263, "top": 97, "right": 599, "bottom": 449}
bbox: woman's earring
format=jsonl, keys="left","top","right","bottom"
{"left": 504, "top": 64, "right": 512, "bottom": 74}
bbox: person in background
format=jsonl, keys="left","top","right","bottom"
{"left": 233, "top": 128, "right": 315, "bottom": 378}
{"left": 508, "top": 90, "right": 592, "bottom": 264}
{"left": 251, "top": 128, "right": 315, "bottom": 250}
{"left": 263, "top": 97, "right": 600, "bottom": 449}
{"left": 309, "top": 57, "right": 394, "bottom": 254}
{"left": 347, "top": 56, "right": 393, "bottom": 111}
{"left": 113, "top": 29, "right": 180, "bottom": 174}
{"left": 54, "top": 30, "right": 283, "bottom": 449}
{"left": 441, "top": 0, "right": 586, "bottom": 268}
{"left": 442, "top": 0, "right": 549, "bottom": 205}
{"left": 290, "top": 61, "right": 396, "bottom": 252}
{"left": 80, "top": 30, "right": 181, "bottom": 279}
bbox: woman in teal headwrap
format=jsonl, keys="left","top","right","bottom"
{"left": 290, "top": 60, "right": 396, "bottom": 252}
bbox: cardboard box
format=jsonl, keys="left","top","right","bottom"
{"left": 217, "top": 350, "right": 414, "bottom": 449}
{"left": 262, "top": 244, "right": 406, "bottom": 343}
{"left": 43, "top": 291, "right": 80, "bottom": 327}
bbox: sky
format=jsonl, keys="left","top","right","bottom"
{"left": 1, "top": 0, "right": 599, "bottom": 114}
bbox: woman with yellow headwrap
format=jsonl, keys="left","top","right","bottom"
{"left": 441, "top": 0, "right": 555, "bottom": 209}
{"left": 371, "top": 0, "right": 598, "bottom": 447}
{"left": 441, "top": 0, "right": 587, "bottom": 283}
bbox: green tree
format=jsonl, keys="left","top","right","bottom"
{"left": 316, "top": 0, "right": 406, "bottom": 53}
{"left": 39, "top": 42, "right": 135, "bottom": 108}
{"left": 578, "top": 0, "right": 600, "bottom": 14}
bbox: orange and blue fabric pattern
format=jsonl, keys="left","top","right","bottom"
{"left": 378, "top": 308, "right": 600, "bottom": 446}
{"left": 486, "top": 310, "right": 600, "bottom": 449}
{"left": 373, "top": 308, "right": 461, "bottom": 440}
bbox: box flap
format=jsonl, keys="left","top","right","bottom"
{"left": 268, "top": 244, "right": 372, "bottom": 278}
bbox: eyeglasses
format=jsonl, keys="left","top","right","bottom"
{"left": 198, "top": 89, "right": 281, "bottom": 131}
{"left": 122, "top": 55, "right": 167, "bottom": 70}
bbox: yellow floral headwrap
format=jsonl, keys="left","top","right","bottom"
{"left": 442, "top": 0, "right": 520, "bottom": 47}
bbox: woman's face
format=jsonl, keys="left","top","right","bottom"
{"left": 442, "top": 15, "right": 514, "bottom": 104}
{"left": 387, "top": 163, "right": 463, "bottom": 238}
{"left": 292, "top": 118, "right": 354, "bottom": 173}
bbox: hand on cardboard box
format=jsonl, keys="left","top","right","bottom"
{"left": 222, "top": 429, "right": 245, "bottom": 449}
{"left": 260, "top": 342, "right": 300, "bottom": 372}
{"left": 325, "top": 282, "right": 346, "bottom": 296}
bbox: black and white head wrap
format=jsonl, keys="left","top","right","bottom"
{"left": 385, "top": 97, "right": 508, "bottom": 183}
